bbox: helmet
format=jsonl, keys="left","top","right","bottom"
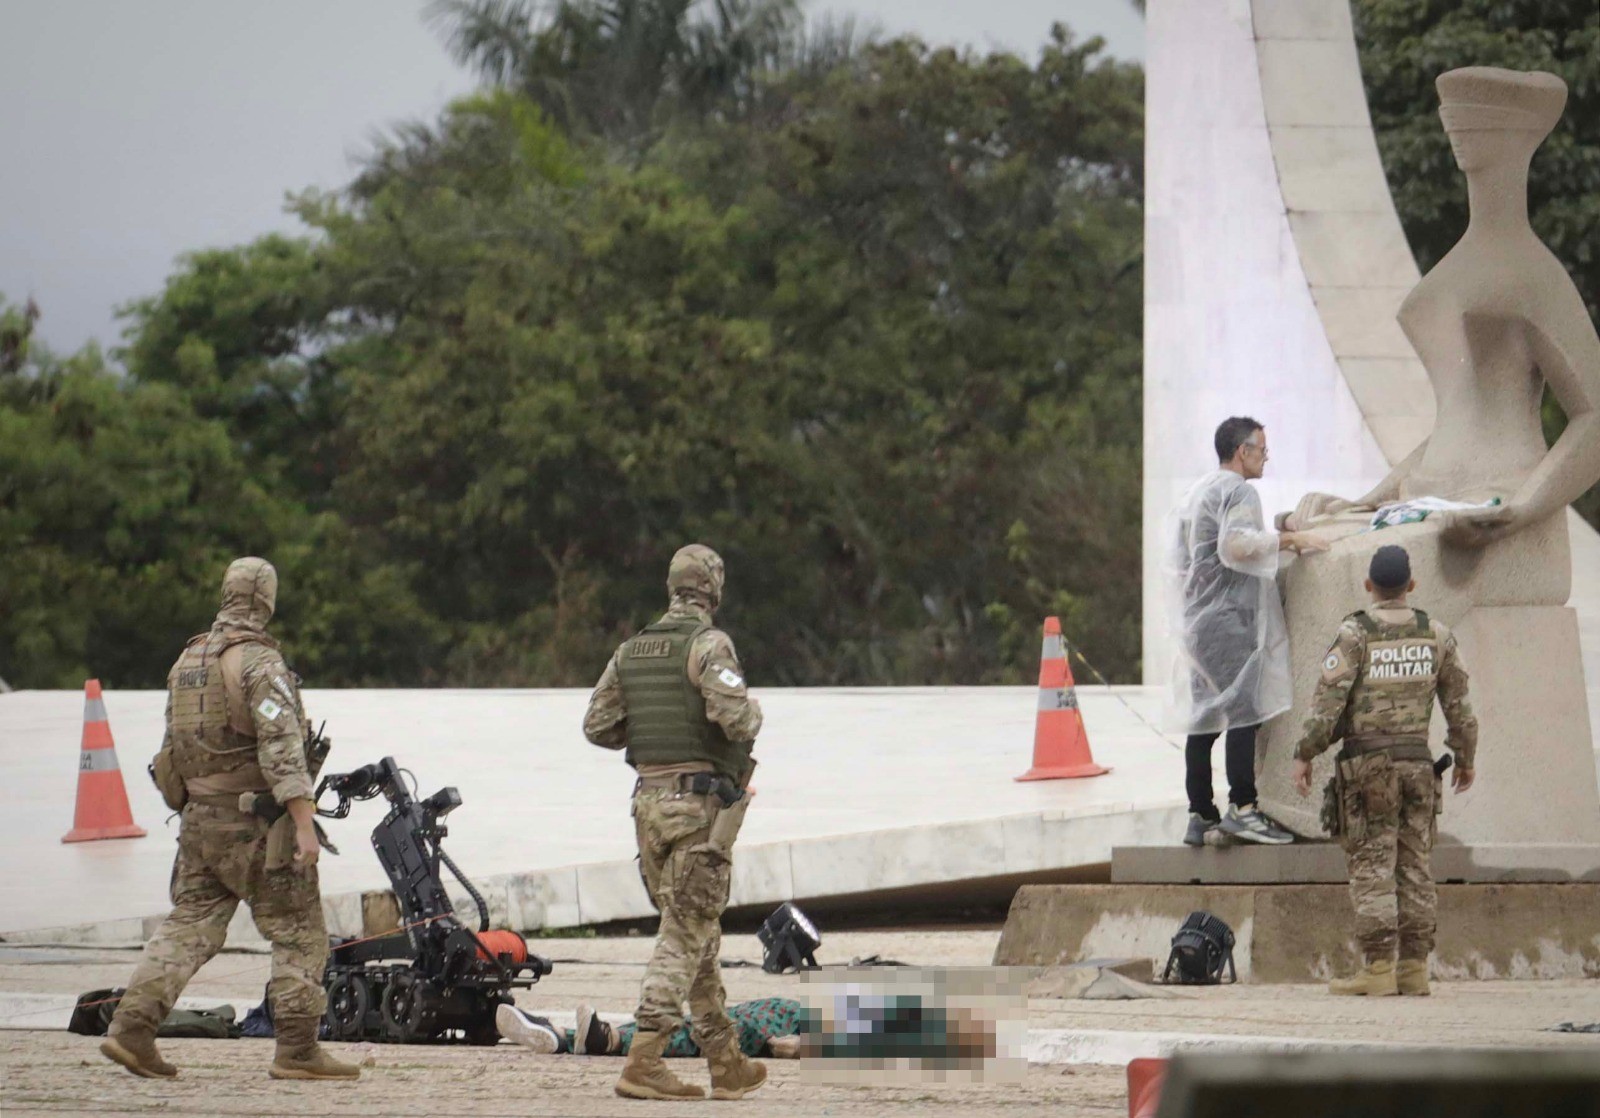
{"left": 667, "top": 544, "right": 725, "bottom": 607}
{"left": 218, "top": 557, "right": 278, "bottom": 627}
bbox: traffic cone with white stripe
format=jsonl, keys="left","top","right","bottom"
{"left": 1126, "top": 1058, "right": 1167, "bottom": 1118}
{"left": 1015, "top": 617, "right": 1109, "bottom": 781}
{"left": 62, "top": 680, "right": 147, "bottom": 843}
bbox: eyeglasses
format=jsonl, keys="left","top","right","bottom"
{"left": 1241, "top": 441, "right": 1267, "bottom": 457}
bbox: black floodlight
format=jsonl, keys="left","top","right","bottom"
{"left": 757, "top": 902, "right": 820, "bottom": 974}
{"left": 424, "top": 786, "right": 462, "bottom": 818}
{"left": 1162, "top": 910, "right": 1237, "bottom": 985}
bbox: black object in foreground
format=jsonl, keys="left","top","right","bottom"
{"left": 314, "top": 756, "right": 553, "bottom": 1045}
{"left": 1151, "top": 1051, "right": 1600, "bottom": 1118}
{"left": 758, "top": 903, "right": 821, "bottom": 974}
{"left": 1162, "top": 911, "right": 1237, "bottom": 985}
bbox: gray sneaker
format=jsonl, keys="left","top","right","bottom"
{"left": 1218, "top": 804, "right": 1294, "bottom": 845}
{"left": 496, "top": 1003, "right": 560, "bottom": 1053}
{"left": 1183, "top": 813, "right": 1218, "bottom": 847}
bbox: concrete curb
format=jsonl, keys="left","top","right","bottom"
{"left": 10, "top": 802, "right": 1188, "bottom": 947}
{"left": 1024, "top": 1027, "right": 1419, "bottom": 1065}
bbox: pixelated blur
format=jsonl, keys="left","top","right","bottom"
{"left": 798, "top": 966, "right": 1027, "bottom": 1086}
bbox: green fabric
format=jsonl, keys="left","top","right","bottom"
{"left": 565, "top": 997, "right": 804, "bottom": 1058}
{"left": 68, "top": 988, "right": 240, "bottom": 1039}
{"left": 159, "top": 1006, "right": 240, "bottom": 1039}
{"left": 617, "top": 617, "right": 739, "bottom": 777}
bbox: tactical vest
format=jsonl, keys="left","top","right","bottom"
{"left": 616, "top": 617, "right": 742, "bottom": 778}
{"left": 166, "top": 630, "right": 270, "bottom": 782}
{"left": 1340, "top": 607, "right": 1439, "bottom": 755}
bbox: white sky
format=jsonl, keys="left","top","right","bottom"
{"left": 0, "top": 1, "right": 1144, "bottom": 355}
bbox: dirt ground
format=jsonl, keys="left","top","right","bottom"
{"left": 3, "top": 929, "right": 1597, "bottom": 1117}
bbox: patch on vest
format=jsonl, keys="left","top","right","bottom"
{"left": 175, "top": 667, "right": 209, "bottom": 690}
{"left": 257, "top": 697, "right": 283, "bottom": 722}
{"left": 1366, "top": 641, "right": 1436, "bottom": 680}
{"left": 715, "top": 667, "right": 744, "bottom": 689}
{"left": 629, "top": 637, "right": 674, "bottom": 659}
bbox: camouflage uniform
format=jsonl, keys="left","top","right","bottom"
{"left": 584, "top": 545, "right": 762, "bottom": 1075}
{"left": 1294, "top": 604, "right": 1477, "bottom": 964}
{"left": 109, "top": 558, "right": 327, "bottom": 1042}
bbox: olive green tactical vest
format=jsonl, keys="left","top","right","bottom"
{"left": 166, "top": 631, "right": 263, "bottom": 781}
{"left": 1342, "top": 608, "right": 1440, "bottom": 742}
{"left": 617, "top": 617, "right": 742, "bottom": 778}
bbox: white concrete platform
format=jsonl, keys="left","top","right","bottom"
{"left": 1, "top": 686, "right": 1190, "bottom": 942}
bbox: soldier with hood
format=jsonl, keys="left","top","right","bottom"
{"left": 584, "top": 544, "right": 766, "bottom": 1102}
{"left": 99, "top": 558, "right": 358, "bottom": 1082}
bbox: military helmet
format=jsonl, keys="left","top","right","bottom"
{"left": 218, "top": 556, "right": 278, "bottom": 627}
{"left": 667, "top": 544, "right": 725, "bottom": 606}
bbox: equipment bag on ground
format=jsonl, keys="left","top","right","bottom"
{"left": 68, "top": 988, "right": 240, "bottom": 1039}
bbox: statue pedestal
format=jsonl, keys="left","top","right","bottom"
{"left": 1258, "top": 602, "right": 1600, "bottom": 846}
{"left": 1109, "top": 843, "right": 1600, "bottom": 884}
{"left": 998, "top": 878, "right": 1600, "bottom": 982}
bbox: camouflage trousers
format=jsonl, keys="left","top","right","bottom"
{"left": 109, "top": 802, "right": 328, "bottom": 1038}
{"left": 1339, "top": 755, "right": 1438, "bottom": 964}
{"left": 632, "top": 786, "right": 747, "bottom": 1052}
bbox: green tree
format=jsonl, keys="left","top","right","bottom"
{"left": 427, "top": 0, "right": 866, "bottom": 147}
{"left": 118, "top": 236, "right": 343, "bottom": 505}
{"left": 48, "top": 22, "right": 1146, "bottom": 688}
{"left": 1354, "top": 0, "right": 1600, "bottom": 526}
{"left": 312, "top": 30, "right": 1144, "bottom": 683}
{"left": 0, "top": 319, "right": 286, "bottom": 687}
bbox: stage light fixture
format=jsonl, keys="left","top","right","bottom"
{"left": 757, "top": 902, "right": 821, "bottom": 974}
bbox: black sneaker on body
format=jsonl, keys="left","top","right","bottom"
{"left": 575, "top": 1003, "right": 611, "bottom": 1056}
{"left": 1218, "top": 803, "right": 1294, "bottom": 845}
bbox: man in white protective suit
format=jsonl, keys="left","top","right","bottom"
{"left": 1165, "top": 417, "right": 1327, "bottom": 847}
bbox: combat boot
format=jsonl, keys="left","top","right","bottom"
{"left": 706, "top": 1038, "right": 768, "bottom": 1100}
{"left": 615, "top": 1029, "right": 705, "bottom": 1101}
{"left": 268, "top": 1016, "right": 361, "bottom": 1080}
{"left": 100, "top": 1027, "right": 178, "bottom": 1079}
{"left": 1396, "top": 958, "right": 1431, "bottom": 996}
{"left": 1329, "top": 959, "right": 1399, "bottom": 997}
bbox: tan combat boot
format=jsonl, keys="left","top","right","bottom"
{"left": 100, "top": 1027, "right": 179, "bottom": 1079}
{"left": 1396, "top": 958, "right": 1431, "bottom": 996}
{"left": 707, "top": 1038, "right": 768, "bottom": 1101}
{"left": 268, "top": 1016, "right": 361, "bottom": 1080}
{"left": 615, "top": 1029, "right": 705, "bottom": 1101}
{"left": 1329, "top": 959, "right": 1399, "bottom": 997}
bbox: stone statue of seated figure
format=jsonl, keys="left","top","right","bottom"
{"left": 1256, "top": 67, "right": 1600, "bottom": 841}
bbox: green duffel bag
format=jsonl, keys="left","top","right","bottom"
{"left": 68, "top": 988, "right": 240, "bottom": 1039}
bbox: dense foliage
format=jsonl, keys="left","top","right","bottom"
{"left": 6, "top": 2, "right": 1596, "bottom": 692}
{"left": 1, "top": 10, "right": 1145, "bottom": 689}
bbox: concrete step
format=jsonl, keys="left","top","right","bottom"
{"left": 996, "top": 882, "right": 1600, "bottom": 983}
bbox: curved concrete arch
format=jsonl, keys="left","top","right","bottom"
{"left": 1142, "top": 0, "right": 1600, "bottom": 725}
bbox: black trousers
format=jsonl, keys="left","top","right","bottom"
{"left": 1185, "top": 724, "right": 1259, "bottom": 821}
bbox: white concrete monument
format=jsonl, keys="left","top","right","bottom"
{"left": 1141, "top": 0, "right": 1600, "bottom": 854}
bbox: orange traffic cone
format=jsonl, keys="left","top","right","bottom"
{"left": 1015, "top": 617, "right": 1109, "bottom": 781}
{"left": 62, "top": 680, "right": 147, "bottom": 843}
{"left": 1126, "top": 1057, "right": 1167, "bottom": 1118}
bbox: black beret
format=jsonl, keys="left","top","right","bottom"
{"left": 1369, "top": 544, "right": 1412, "bottom": 590}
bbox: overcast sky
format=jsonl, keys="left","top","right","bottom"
{"left": 0, "top": 1, "right": 1144, "bottom": 356}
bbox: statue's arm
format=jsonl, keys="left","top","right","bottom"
{"left": 1353, "top": 437, "right": 1430, "bottom": 508}
{"left": 1276, "top": 441, "right": 1427, "bottom": 531}
{"left": 1515, "top": 294, "right": 1600, "bottom": 524}
{"left": 1441, "top": 286, "right": 1600, "bottom": 549}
